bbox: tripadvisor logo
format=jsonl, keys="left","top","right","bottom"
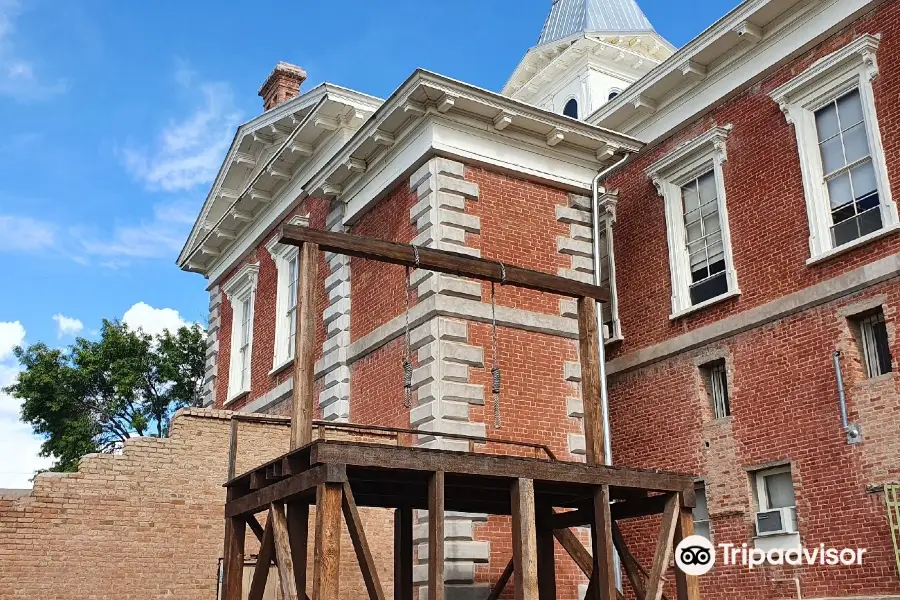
{"left": 675, "top": 536, "right": 868, "bottom": 575}
{"left": 675, "top": 536, "right": 715, "bottom": 576}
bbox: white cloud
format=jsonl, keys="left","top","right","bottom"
{"left": 74, "top": 200, "right": 197, "bottom": 261}
{"left": 122, "top": 302, "right": 190, "bottom": 338}
{"left": 121, "top": 65, "right": 242, "bottom": 192}
{"left": 52, "top": 313, "right": 83, "bottom": 338}
{"left": 0, "top": 320, "right": 52, "bottom": 489}
{"left": 0, "top": 215, "right": 57, "bottom": 253}
{"left": 0, "top": 0, "right": 66, "bottom": 102}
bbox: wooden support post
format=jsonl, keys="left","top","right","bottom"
{"left": 428, "top": 471, "right": 445, "bottom": 600}
{"left": 313, "top": 482, "right": 343, "bottom": 600}
{"left": 342, "top": 482, "right": 387, "bottom": 600}
{"left": 272, "top": 503, "right": 301, "bottom": 600}
{"left": 511, "top": 478, "right": 539, "bottom": 600}
{"left": 577, "top": 297, "right": 605, "bottom": 466}
{"left": 288, "top": 502, "right": 310, "bottom": 599}
{"left": 222, "top": 488, "right": 247, "bottom": 600}
{"left": 394, "top": 507, "right": 414, "bottom": 600}
{"left": 247, "top": 514, "right": 266, "bottom": 542}
{"left": 591, "top": 485, "right": 617, "bottom": 600}
{"left": 673, "top": 495, "right": 701, "bottom": 600}
{"left": 291, "top": 242, "right": 319, "bottom": 450}
{"left": 486, "top": 559, "right": 515, "bottom": 600}
{"left": 248, "top": 511, "right": 276, "bottom": 600}
{"left": 536, "top": 504, "right": 556, "bottom": 600}
{"left": 645, "top": 494, "right": 680, "bottom": 600}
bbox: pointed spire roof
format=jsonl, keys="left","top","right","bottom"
{"left": 537, "top": 0, "right": 656, "bottom": 46}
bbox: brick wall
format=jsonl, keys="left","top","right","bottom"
{"left": 0, "top": 409, "right": 395, "bottom": 600}
{"left": 601, "top": 2, "right": 900, "bottom": 597}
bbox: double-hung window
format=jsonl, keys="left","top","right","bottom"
{"left": 267, "top": 231, "right": 302, "bottom": 370}
{"left": 647, "top": 125, "right": 739, "bottom": 318}
{"left": 752, "top": 466, "right": 798, "bottom": 538}
{"left": 223, "top": 262, "right": 259, "bottom": 401}
{"left": 701, "top": 359, "right": 730, "bottom": 419}
{"left": 693, "top": 482, "right": 711, "bottom": 540}
{"left": 771, "top": 35, "right": 896, "bottom": 262}
{"left": 683, "top": 171, "right": 727, "bottom": 305}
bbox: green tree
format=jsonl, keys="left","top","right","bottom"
{"left": 5, "top": 320, "right": 206, "bottom": 472}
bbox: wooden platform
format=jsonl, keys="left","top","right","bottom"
{"left": 226, "top": 439, "right": 695, "bottom": 518}
{"left": 222, "top": 439, "right": 700, "bottom": 600}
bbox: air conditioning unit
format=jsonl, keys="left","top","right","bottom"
{"left": 755, "top": 507, "right": 797, "bottom": 536}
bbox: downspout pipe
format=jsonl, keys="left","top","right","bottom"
{"left": 591, "top": 154, "right": 630, "bottom": 468}
{"left": 592, "top": 154, "right": 629, "bottom": 593}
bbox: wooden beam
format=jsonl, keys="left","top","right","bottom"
{"left": 272, "top": 503, "right": 301, "bottom": 600}
{"left": 292, "top": 242, "right": 320, "bottom": 449}
{"left": 536, "top": 505, "right": 556, "bottom": 600}
{"left": 645, "top": 494, "right": 680, "bottom": 600}
{"left": 313, "top": 483, "right": 343, "bottom": 600}
{"left": 673, "top": 498, "right": 701, "bottom": 600}
{"left": 248, "top": 511, "right": 276, "bottom": 600}
{"left": 485, "top": 559, "right": 514, "bottom": 600}
{"left": 592, "top": 485, "right": 617, "bottom": 600}
{"left": 612, "top": 521, "right": 648, "bottom": 600}
{"left": 222, "top": 510, "right": 246, "bottom": 600}
{"left": 310, "top": 442, "right": 693, "bottom": 493}
{"left": 342, "top": 482, "right": 387, "bottom": 600}
{"left": 394, "top": 507, "right": 414, "bottom": 600}
{"left": 549, "top": 507, "right": 592, "bottom": 529}
{"left": 247, "top": 514, "right": 266, "bottom": 542}
{"left": 578, "top": 297, "right": 605, "bottom": 465}
{"left": 428, "top": 471, "right": 445, "bottom": 600}
{"left": 225, "top": 464, "right": 346, "bottom": 518}
{"left": 279, "top": 225, "right": 609, "bottom": 301}
{"left": 288, "top": 503, "right": 310, "bottom": 600}
{"left": 553, "top": 528, "right": 592, "bottom": 577}
{"left": 511, "top": 479, "right": 539, "bottom": 600}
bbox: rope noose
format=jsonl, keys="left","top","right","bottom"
{"left": 401, "top": 246, "right": 421, "bottom": 409}
{"left": 490, "top": 262, "right": 506, "bottom": 429}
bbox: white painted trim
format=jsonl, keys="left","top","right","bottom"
{"left": 206, "top": 130, "right": 355, "bottom": 284}
{"left": 647, "top": 126, "right": 739, "bottom": 316}
{"left": 770, "top": 34, "right": 896, "bottom": 261}
{"left": 223, "top": 263, "right": 259, "bottom": 402}
{"left": 592, "top": 0, "right": 884, "bottom": 143}
{"left": 342, "top": 116, "right": 602, "bottom": 226}
{"left": 669, "top": 289, "right": 741, "bottom": 321}
{"left": 806, "top": 224, "right": 900, "bottom": 266}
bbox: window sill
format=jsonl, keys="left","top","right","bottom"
{"left": 225, "top": 390, "right": 250, "bottom": 406}
{"left": 269, "top": 357, "right": 294, "bottom": 377}
{"left": 669, "top": 289, "right": 741, "bottom": 321}
{"left": 806, "top": 224, "right": 900, "bottom": 266}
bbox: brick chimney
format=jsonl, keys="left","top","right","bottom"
{"left": 258, "top": 62, "right": 307, "bottom": 111}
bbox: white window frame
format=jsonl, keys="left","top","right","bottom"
{"left": 647, "top": 125, "right": 740, "bottom": 319}
{"left": 223, "top": 262, "right": 259, "bottom": 402}
{"left": 770, "top": 34, "right": 897, "bottom": 264}
{"left": 598, "top": 190, "right": 622, "bottom": 343}
{"left": 267, "top": 237, "right": 300, "bottom": 372}
{"left": 754, "top": 465, "right": 796, "bottom": 512}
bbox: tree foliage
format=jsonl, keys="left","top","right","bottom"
{"left": 5, "top": 320, "right": 206, "bottom": 472}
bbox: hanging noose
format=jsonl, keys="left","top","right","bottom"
{"left": 490, "top": 262, "right": 506, "bottom": 429}
{"left": 402, "top": 246, "right": 420, "bottom": 409}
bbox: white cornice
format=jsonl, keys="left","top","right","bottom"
{"left": 646, "top": 124, "right": 732, "bottom": 191}
{"left": 587, "top": 0, "right": 885, "bottom": 142}
{"left": 178, "top": 85, "right": 382, "bottom": 274}
{"left": 769, "top": 34, "right": 881, "bottom": 118}
{"left": 302, "top": 69, "right": 643, "bottom": 205}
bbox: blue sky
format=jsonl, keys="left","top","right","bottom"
{"left": 0, "top": 0, "right": 737, "bottom": 487}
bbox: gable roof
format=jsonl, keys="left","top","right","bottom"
{"left": 537, "top": 0, "right": 657, "bottom": 46}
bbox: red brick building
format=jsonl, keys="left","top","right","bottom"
{"left": 178, "top": 1, "right": 900, "bottom": 598}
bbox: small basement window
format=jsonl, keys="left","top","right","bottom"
{"left": 855, "top": 309, "right": 893, "bottom": 378}
{"left": 693, "top": 482, "right": 711, "bottom": 540}
{"left": 701, "top": 359, "right": 730, "bottom": 419}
